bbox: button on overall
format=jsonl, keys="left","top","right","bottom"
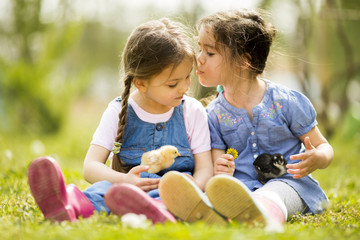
{"left": 156, "top": 123, "right": 163, "bottom": 131}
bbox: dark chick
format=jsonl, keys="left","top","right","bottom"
{"left": 253, "top": 153, "right": 287, "bottom": 184}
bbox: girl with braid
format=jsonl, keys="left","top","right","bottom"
{"left": 27, "top": 18, "right": 215, "bottom": 224}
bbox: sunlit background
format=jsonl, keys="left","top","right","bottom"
{"left": 0, "top": 0, "right": 359, "bottom": 167}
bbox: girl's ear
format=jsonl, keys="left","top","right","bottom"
{"left": 133, "top": 78, "right": 148, "bottom": 93}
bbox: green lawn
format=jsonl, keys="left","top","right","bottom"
{"left": 1, "top": 103, "right": 359, "bottom": 240}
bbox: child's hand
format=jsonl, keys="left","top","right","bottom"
{"left": 287, "top": 137, "right": 324, "bottom": 179}
{"left": 125, "top": 165, "right": 160, "bottom": 192}
{"left": 214, "top": 154, "right": 235, "bottom": 176}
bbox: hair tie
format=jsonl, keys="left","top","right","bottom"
{"left": 112, "top": 142, "right": 122, "bottom": 154}
{"left": 216, "top": 85, "right": 223, "bottom": 93}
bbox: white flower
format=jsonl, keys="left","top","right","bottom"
{"left": 30, "top": 140, "right": 45, "bottom": 155}
{"left": 4, "top": 149, "right": 13, "bottom": 160}
{"left": 121, "top": 213, "right": 151, "bottom": 229}
{"left": 265, "top": 221, "right": 284, "bottom": 233}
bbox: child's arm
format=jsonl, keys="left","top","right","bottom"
{"left": 287, "top": 126, "right": 334, "bottom": 179}
{"left": 191, "top": 150, "right": 213, "bottom": 191}
{"left": 83, "top": 144, "right": 160, "bottom": 192}
{"left": 212, "top": 149, "right": 235, "bottom": 176}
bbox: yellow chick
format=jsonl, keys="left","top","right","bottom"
{"left": 140, "top": 145, "right": 180, "bottom": 174}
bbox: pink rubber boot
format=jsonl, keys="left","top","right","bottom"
{"left": 104, "top": 183, "right": 176, "bottom": 224}
{"left": 28, "top": 157, "right": 95, "bottom": 222}
{"left": 66, "top": 184, "right": 95, "bottom": 219}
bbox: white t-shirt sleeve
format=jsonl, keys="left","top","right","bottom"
{"left": 90, "top": 99, "right": 121, "bottom": 151}
{"left": 183, "top": 96, "right": 211, "bottom": 154}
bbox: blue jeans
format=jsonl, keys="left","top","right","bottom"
{"left": 83, "top": 181, "right": 112, "bottom": 213}
{"left": 82, "top": 181, "right": 161, "bottom": 214}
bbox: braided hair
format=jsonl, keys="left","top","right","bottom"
{"left": 112, "top": 18, "right": 194, "bottom": 172}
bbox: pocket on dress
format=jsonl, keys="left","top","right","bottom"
{"left": 268, "top": 124, "right": 292, "bottom": 145}
{"left": 118, "top": 147, "right": 146, "bottom": 166}
{"left": 222, "top": 132, "right": 242, "bottom": 144}
{"left": 169, "top": 147, "right": 194, "bottom": 173}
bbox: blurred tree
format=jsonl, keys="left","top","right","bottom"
{"left": 2, "top": 0, "right": 357, "bottom": 140}
{"left": 0, "top": 0, "right": 86, "bottom": 134}
{"left": 178, "top": 0, "right": 217, "bottom": 102}
{"left": 292, "top": 0, "right": 360, "bottom": 138}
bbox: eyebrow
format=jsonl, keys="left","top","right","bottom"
{"left": 198, "top": 42, "right": 216, "bottom": 49}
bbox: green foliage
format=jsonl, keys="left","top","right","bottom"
{"left": 288, "top": 0, "right": 360, "bottom": 137}
{"left": 0, "top": 0, "right": 88, "bottom": 134}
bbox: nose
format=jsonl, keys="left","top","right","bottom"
{"left": 178, "top": 78, "right": 190, "bottom": 94}
{"left": 197, "top": 51, "right": 205, "bottom": 65}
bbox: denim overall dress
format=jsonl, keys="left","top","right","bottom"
{"left": 83, "top": 99, "right": 195, "bottom": 212}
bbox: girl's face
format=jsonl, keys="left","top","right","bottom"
{"left": 138, "top": 58, "right": 192, "bottom": 113}
{"left": 196, "top": 26, "right": 231, "bottom": 87}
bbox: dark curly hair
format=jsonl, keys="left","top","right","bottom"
{"left": 198, "top": 9, "right": 276, "bottom": 74}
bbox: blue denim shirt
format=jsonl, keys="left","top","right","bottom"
{"left": 117, "top": 98, "right": 194, "bottom": 178}
{"left": 207, "top": 79, "right": 328, "bottom": 214}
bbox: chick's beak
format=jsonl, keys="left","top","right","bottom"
{"left": 177, "top": 152, "right": 181, "bottom": 157}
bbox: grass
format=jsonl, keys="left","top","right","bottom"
{"left": 1, "top": 99, "right": 359, "bottom": 240}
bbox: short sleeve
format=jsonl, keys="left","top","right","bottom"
{"left": 206, "top": 102, "right": 226, "bottom": 150}
{"left": 287, "top": 90, "right": 318, "bottom": 137}
{"left": 91, "top": 99, "right": 121, "bottom": 151}
{"left": 183, "top": 96, "right": 211, "bottom": 154}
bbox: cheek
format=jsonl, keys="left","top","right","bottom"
{"left": 166, "top": 90, "right": 179, "bottom": 99}
{"left": 154, "top": 91, "right": 170, "bottom": 102}
{"left": 198, "top": 75, "right": 216, "bottom": 87}
{"left": 186, "top": 78, "right": 191, "bottom": 87}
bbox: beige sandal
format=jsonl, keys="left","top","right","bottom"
{"left": 205, "top": 175, "right": 269, "bottom": 226}
{"left": 159, "top": 171, "right": 228, "bottom": 225}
